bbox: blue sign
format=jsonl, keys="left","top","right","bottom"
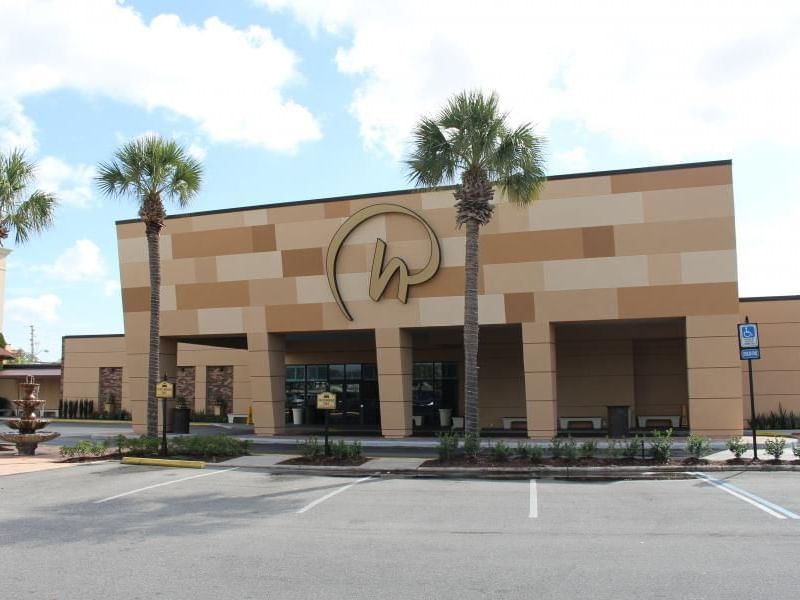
{"left": 738, "top": 323, "right": 759, "bottom": 349}
{"left": 740, "top": 348, "right": 760, "bottom": 360}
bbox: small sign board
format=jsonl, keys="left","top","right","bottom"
{"left": 740, "top": 347, "right": 761, "bottom": 360}
{"left": 738, "top": 323, "right": 759, "bottom": 348}
{"left": 155, "top": 381, "right": 175, "bottom": 398}
{"left": 316, "top": 391, "right": 336, "bottom": 410}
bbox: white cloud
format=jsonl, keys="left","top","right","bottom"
{"left": 554, "top": 146, "right": 589, "bottom": 172}
{"left": 6, "top": 294, "right": 62, "bottom": 323}
{"left": 0, "top": 97, "right": 37, "bottom": 152}
{"left": 36, "top": 156, "right": 95, "bottom": 208}
{"left": 0, "top": 0, "right": 321, "bottom": 153}
{"left": 39, "top": 239, "right": 106, "bottom": 281}
{"left": 736, "top": 205, "right": 800, "bottom": 297}
{"left": 263, "top": 0, "right": 800, "bottom": 161}
{"left": 187, "top": 143, "right": 208, "bottom": 161}
{"left": 103, "top": 280, "right": 121, "bottom": 297}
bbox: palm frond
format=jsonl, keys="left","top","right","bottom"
{"left": 8, "top": 190, "right": 57, "bottom": 244}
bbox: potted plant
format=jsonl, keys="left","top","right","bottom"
{"left": 438, "top": 406, "right": 452, "bottom": 428}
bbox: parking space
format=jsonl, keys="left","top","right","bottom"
{"left": 1, "top": 466, "right": 799, "bottom": 599}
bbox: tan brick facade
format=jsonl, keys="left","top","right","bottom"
{"left": 63, "top": 160, "right": 799, "bottom": 438}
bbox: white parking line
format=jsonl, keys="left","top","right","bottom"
{"left": 94, "top": 468, "right": 239, "bottom": 504}
{"left": 529, "top": 480, "right": 538, "bottom": 518}
{"left": 687, "top": 472, "right": 800, "bottom": 520}
{"left": 296, "top": 476, "right": 373, "bottom": 514}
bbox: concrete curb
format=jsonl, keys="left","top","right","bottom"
{"left": 121, "top": 457, "right": 205, "bottom": 469}
{"left": 229, "top": 462, "right": 800, "bottom": 480}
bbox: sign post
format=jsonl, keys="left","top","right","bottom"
{"left": 156, "top": 375, "right": 175, "bottom": 457}
{"left": 316, "top": 392, "right": 336, "bottom": 456}
{"left": 738, "top": 318, "right": 760, "bottom": 461}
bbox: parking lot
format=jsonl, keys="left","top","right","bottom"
{"left": 1, "top": 464, "right": 798, "bottom": 599}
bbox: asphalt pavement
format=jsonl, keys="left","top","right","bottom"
{"left": 1, "top": 463, "right": 798, "bottom": 599}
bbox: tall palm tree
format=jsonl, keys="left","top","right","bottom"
{"left": 407, "top": 91, "right": 546, "bottom": 437}
{"left": 96, "top": 136, "right": 202, "bottom": 437}
{"left": 0, "top": 148, "right": 57, "bottom": 246}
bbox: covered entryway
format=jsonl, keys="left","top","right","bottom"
{"left": 554, "top": 318, "right": 689, "bottom": 435}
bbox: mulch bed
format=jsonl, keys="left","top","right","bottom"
{"left": 420, "top": 457, "right": 798, "bottom": 468}
{"left": 280, "top": 456, "right": 369, "bottom": 467}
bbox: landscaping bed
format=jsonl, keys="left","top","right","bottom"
{"left": 280, "top": 456, "right": 369, "bottom": 467}
{"left": 58, "top": 435, "right": 250, "bottom": 463}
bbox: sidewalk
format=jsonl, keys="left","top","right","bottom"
{"left": 0, "top": 445, "right": 77, "bottom": 477}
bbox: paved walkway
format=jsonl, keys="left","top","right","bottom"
{"left": 0, "top": 445, "right": 77, "bottom": 477}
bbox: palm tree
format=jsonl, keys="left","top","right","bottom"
{"left": 0, "top": 149, "right": 57, "bottom": 246}
{"left": 96, "top": 136, "right": 202, "bottom": 437}
{"left": 407, "top": 91, "right": 546, "bottom": 437}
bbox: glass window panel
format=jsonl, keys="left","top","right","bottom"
{"left": 286, "top": 365, "right": 305, "bottom": 381}
{"left": 329, "top": 364, "right": 345, "bottom": 381}
{"left": 306, "top": 365, "right": 327, "bottom": 381}
{"left": 434, "top": 362, "right": 442, "bottom": 379}
{"left": 346, "top": 364, "right": 361, "bottom": 380}
{"left": 441, "top": 362, "right": 458, "bottom": 379}
{"left": 362, "top": 363, "right": 377, "bottom": 381}
{"left": 414, "top": 362, "right": 433, "bottom": 380}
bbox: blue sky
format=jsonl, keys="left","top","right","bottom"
{"left": 0, "top": 0, "right": 798, "bottom": 359}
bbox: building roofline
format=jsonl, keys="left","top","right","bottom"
{"left": 740, "top": 295, "right": 800, "bottom": 303}
{"left": 115, "top": 159, "right": 732, "bottom": 225}
{"left": 62, "top": 334, "right": 125, "bottom": 340}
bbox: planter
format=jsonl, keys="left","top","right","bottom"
{"left": 438, "top": 408, "right": 452, "bottom": 428}
{"left": 292, "top": 407, "right": 304, "bottom": 425}
{"left": 412, "top": 415, "right": 423, "bottom": 427}
{"left": 451, "top": 416, "right": 464, "bottom": 429}
{"left": 104, "top": 401, "right": 115, "bottom": 416}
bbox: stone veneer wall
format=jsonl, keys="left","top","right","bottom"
{"left": 98, "top": 367, "right": 123, "bottom": 407}
{"left": 206, "top": 366, "right": 233, "bottom": 413}
{"left": 177, "top": 366, "right": 195, "bottom": 406}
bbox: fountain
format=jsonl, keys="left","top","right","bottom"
{"left": 0, "top": 375, "right": 60, "bottom": 455}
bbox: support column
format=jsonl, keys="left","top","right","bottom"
{"left": 523, "top": 322, "right": 557, "bottom": 440}
{"left": 248, "top": 332, "right": 286, "bottom": 436}
{"left": 126, "top": 324, "right": 177, "bottom": 436}
{"left": 686, "top": 315, "right": 743, "bottom": 437}
{"left": 376, "top": 328, "right": 413, "bottom": 438}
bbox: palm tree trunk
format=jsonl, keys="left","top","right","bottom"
{"left": 145, "top": 225, "right": 161, "bottom": 438}
{"left": 463, "top": 218, "right": 480, "bottom": 436}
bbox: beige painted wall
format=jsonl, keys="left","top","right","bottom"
{"left": 0, "top": 378, "right": 60, "bottom": 411}
{"left": 739, "top": 298, "right": 800, "bottom": 426}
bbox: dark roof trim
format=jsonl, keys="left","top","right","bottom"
{"left": 115, "top": 159, "right": 733, "bottom": 225}
{"left": 740, "top": 295, "right": 800, "bottom": 303}
{"left": 62, "top": 334, "right": 125, "bottom": 340}
{"left": 2, "top": 362, "right": 61, "bottom": 369}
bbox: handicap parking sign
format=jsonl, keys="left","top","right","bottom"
{"left": 738, "top": 323, "right": 759, "bottom": 349}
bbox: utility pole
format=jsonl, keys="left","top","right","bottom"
{"left": 29, "top": 324, "right": 36, "bottom": 361}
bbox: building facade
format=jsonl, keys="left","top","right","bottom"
{"left": 62, "top": 160, "right": 799, "bottom": 438}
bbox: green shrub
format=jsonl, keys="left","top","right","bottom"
{"left": 623, "top": 436, "right": 643, "bottom": 459}
{"left": 189, "top": 410, "right": 226, "bottom": 423}
{"left": 169, "top": 435, "right": 250, "bottom": 458}
{"left": 348, "top": 440, "right": 362, "bottom": 459}
{"left": 331, "top": 440, "right": 349, "bottom": 460}
{"left": 491, "top": 441, "right": 511, "bottom": 462}
{"left": 59, "top": 439, "right": 108, "bottom": 458}
{"left": 127, "top": 436, "right": 161, "bottom": 457}
{"left": 299, "top": 436, "right": 323, "bottom": 459}
{"left": 764, "top": 437, "right": 786, "bottom": 461}
{"left": 748, "top": 404, "right": 800, "bottom": 430}
{"left": 686, "top": 434, "right": 711, "bottom": 459}
{"left": 579, "top": 440, "right": 598, "bottom": 459}
{"left": 528, "top": 445, "right": 544, "bottom": 463}
{"left": 114, "top": 435, "right": 129, "bottom": 456}
{"left": 516, "top": 442, "right": 532, "bottom": 460}
{"left": 793, "top": 444, "right": 800, "bottom": 460}
{"left": 607, "top": 438, "right": 623, "bottom": 460}
{"left": 649, "top": 428, "right": 673, "bottom": 463}
{"left": 436, "top": 432, "right": 459, "bottom": 462}
{"left": 463, "top": 433, "right": 481, "bottom": 460}
{"left": 549, "top": 437, "right": 565, "bottom": 459}
{"left": 562, "top": 437, "right": 578, "bottom": 462}
{"left": 726, "top": 437, "right": 748, "bottom": 459}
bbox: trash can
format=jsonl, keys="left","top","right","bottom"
{"left": 172, "top": 407, "right": 191, "bottom": 434}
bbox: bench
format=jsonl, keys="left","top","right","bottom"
{"left": 559, "top": 417, "right": 603, "bottom": 430}
{"left": 637, "top": 415, "right": 680, "bottom": 428}
{"left": 502, "top": 417, "right": 527, "bottom": 430}
{"left": 227, "top": 413, "right": 247, "bottom": 424}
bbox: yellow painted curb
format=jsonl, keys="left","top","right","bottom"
{"left": 121, "top": 457, "right": 205, "bottom": 469}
